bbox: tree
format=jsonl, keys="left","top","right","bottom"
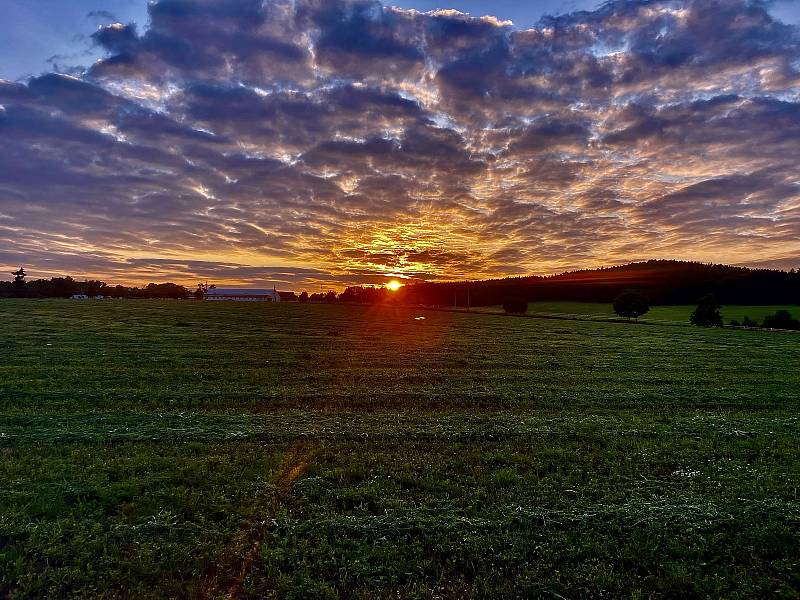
{"left": 194, "top": 282, "right": 215, "bottom": 300}
{"left": 51, "top": 277, "right": 77, "bottom": 298}
{"left": 502, "top": 296, "right": 528, "bottom": 314}
{"left": 762, "top": 310, "right": 800, "bottom": 330}
{"left": 110, "top": 285, "right": 129, "bottom": 299}
{"left": 144, "top": 283, "right": 190, "bottom": 299}
{"left": 742, "top": 316, "right": 759, "bottom": 328}
{"left": 299, "top": 291, "right": 309, "bottom": 303}
{"left": 690, "top": 294, "right": 723, "bottom": 327}
{"left": 82, "top": 280, "right": 106, "bottom": 298}
{"left": 11, "top": 267, "right": 26, "bottom": 298}
{"left": 324, "top": 291, "right": 337, "bottom": 303}
{"left": 613, "top": 291, "right": 650, "bottom": 322}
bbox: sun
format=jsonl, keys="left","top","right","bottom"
{"left": 386, "top": 280, "right": 403, "bottom": 292}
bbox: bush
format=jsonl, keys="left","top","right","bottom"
{"left": 762, "top": 310, "right": 800, "bottom": 330}
{"left": 613, "top": 291, "right": 650, "bottom": 322}
{"left": 742, "top": 316, "right": 759, "bottom": 328}
{"left": 502, "top": 297, "right": 528, "bottom": 314}
{"left": 690, "top": 294, "right": 723, "bottom": 327}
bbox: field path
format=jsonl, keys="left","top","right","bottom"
{"left": 202, "top": 442, "right": 315, "bottom": 599}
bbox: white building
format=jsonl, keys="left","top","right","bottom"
{"left": 70, "top": 294, "right": 89, "bottom": 300}
{"left": 205, "top": 288, "right": 281, "bottom": 302}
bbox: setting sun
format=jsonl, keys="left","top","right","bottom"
{"left": 386, "top": 280, "right": 403, "bottom": 292}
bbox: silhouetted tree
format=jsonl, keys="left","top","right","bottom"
{"left": 762, "top": 310, "right": 800, "bottom": 330}
{"left": 502, "top": 296, "right": 528, "bottom": 314}
{"left": 339, "top": 286, "right": 388, "bottom": 304}
{"left": 82, "top": 280, "right": 106, "bottom": 297}
{"left": 11, "top": 267, "right": 26, "bottom": 298}
{"left": 613, "top": 290, "right": 650, "bottom": 321}
{"left": 51, "top": 277, "right": 77, "bottom": 298}
{"left": 194, "top": 282, "right": 215, "bottom": 300}
{"left": 144, "top": 283, "right": 190, "bottom": 299}
{"left": 110, "top": 285, "right": 129, "bottom": 299}
{"left": 690, "top": 294, "right": 723, "bottom": 327}
{"left": 742, "top": 316, "right": 759, "bottom": 328}
{"left": 299, "top": 291, "right": 309, "bottom": 303}
{"left": 324, "top": 291, "right": 337, "bottom": 303}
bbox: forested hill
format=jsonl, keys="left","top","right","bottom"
{"left": 397, "top": 260, "right": 800, "bottom": 306}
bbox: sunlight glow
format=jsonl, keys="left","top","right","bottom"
{"left": 386, "top": 280, "right": 403, "bottom": 292}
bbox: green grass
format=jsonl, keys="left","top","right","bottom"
{"left": 0, "top": 300, "right": 798, "bottom": 598}
{"left": 471, "top": 301, "right": 800, "bottom": 326}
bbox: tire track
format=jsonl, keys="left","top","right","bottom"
{"left": 202, "top": 442, "right": 314, "bottom": 599}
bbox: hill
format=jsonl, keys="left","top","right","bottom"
{"left": 397, "top": 260, "right": 800, "bottom": 306}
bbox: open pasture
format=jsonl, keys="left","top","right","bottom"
{"left": 0, "top": 300, "right": 798, "bottom": 598}
{"left": 470, "top": 302, "right": 800, "bottom": 326}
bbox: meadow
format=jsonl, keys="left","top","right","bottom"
{"left": 469, "top": 301, "right": 800, "bottom": 327}
{"left": 0, "top": 300, "right": 798, "bottom": 598}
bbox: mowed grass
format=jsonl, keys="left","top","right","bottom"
{"left": 0, "top": 300, "right": 798, "bottom": 598}
{"left": 471, "top": 301, "right": 800, "bottom": 326}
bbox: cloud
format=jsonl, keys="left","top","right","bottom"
{"left": 87, "top": 10, "right": 118, "bottom": 21}
{"left": 1, "top": 0, "right": 799, "bottom": 287}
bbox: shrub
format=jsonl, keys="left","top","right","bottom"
{"left": 762, "top": 310, "right": 800, "bottom": 330}
{"left": 502, "top": 296, "right": 528, "bottom": 314}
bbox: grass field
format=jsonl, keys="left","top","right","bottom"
{"left": 469, "top": 302, "right": 800, "bottom": 326}
{"left": 1, "top": 300, "right": 798, "bottom": 598}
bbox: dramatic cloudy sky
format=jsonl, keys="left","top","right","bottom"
{"left": 1, "top": 0, "right": 800, "bottom": 288}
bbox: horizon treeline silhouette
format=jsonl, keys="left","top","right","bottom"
{"left": 0, "top": 274, "right": 189, "bottom": 299}
{"left": 390, "top": 260, "right": 799, "bottom": 307}
{"left": 2, "top": 260, "right": 798, "bottom": 305}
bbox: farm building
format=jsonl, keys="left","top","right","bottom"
{"left": 205, "top": 288, "right": 281, "bottom": 302}
{"left": 70, "top": 294, "right": 89, "bottom": 300}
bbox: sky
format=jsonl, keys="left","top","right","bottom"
{"left": 0, "top": 1, "right": 608, "bottom": 80}
{"left": 1, "top": 0, "right": 800, "bottom": 289}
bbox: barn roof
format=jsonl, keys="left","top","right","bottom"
{"left": 206, "top": 288, "right": 278, "bottom": 296}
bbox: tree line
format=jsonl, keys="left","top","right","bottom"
{"left": 1, "top": 269, "right": 189, "bottom": 299}
{"left": 5, "top": 260, "right": 798, "bottom": 315}
{"left": 386, "top": 260, "right": 799, "bottom": 307}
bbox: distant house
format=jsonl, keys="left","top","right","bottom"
{"left": 205, "top": 288, "right": 281, "bottom": 302}
{"left": 70, "top": 294, "right": 89, "bottom": 300}
{"left": 277, "top": 291, "right": 298, "bottom": 302}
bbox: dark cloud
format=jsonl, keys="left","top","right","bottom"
{"left": 298, "top": 0, "right": 425, "bottom": 78}
{"left": 87, "top": 10, "right": 117, "bottom": 21}
{"left": 504, "top": 117, "right": 592, "bottom": 155}
{"left": 91, "top": 22, "right": 139, "bottom": 55}
{"left": 2, "top": 0, "right": 799, "bottom": 286}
